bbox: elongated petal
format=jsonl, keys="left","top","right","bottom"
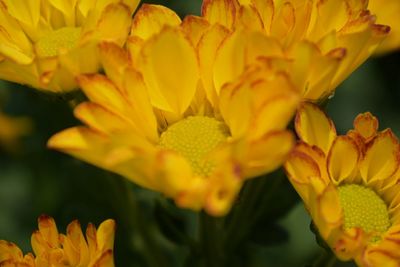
{"left": 99, "top": 42, "right": 130, "bottom": 89}
{"left": 360, "top": 129, "right": 400, "bottom": 183}
{"left": 139, "top": 27, "right": 199, "bottom": 115}
{"left": 327, "top": 136, "right": 360, "bottom": 184}
{"left": 295, "top": 102, "right": 336, "bottom": 153}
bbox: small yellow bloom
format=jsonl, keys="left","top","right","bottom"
{"left": 285, "top": 102, "right": 400, "bottom": 266}
{"left": 369, "top": 0, "right": 400, "bottom": 55}
{"left": 48, "top": 6, "right": 299, "bottom": 215}
{"left": 198, "top": 0, "right": 389, "bottom": 101}
{"left": 0, "top": 0, "right": 139, "bottom": 92}
{"left": 0, "top": 215, "right": 116, "bottom": 267}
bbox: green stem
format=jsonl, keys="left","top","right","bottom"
{"left": 200, "top": 212, "right": 223, "bottom": 267}
{"left": 116, "top": 178, "right": 166, "bottom": 267}
{"left": 224, "top": 174, "right": 283, "bottom": 253}
{"left": 313, "top": 251, "right": 337, "bottom": 267}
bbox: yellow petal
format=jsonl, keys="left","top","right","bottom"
{"left": 244, "top": 130, "right": 295, "bottom": 177}
{"left": 77, "top": 74, "right": 126, "bottom": 114}
{"left": 63, "top": 220, "right": 89, "bottom": 266}
{"left": 155, "top": 150, "right": 194, "bottom": 197}
{"left": 353, "top": 112, "right": 379, "bottom": 141}
{"left": 126, "top": 36, "right": 144, "bottom": 66}
{"left": 47, "top": 126, "right": 108, "bottom": 160}
{"left": 295, "top": 102, "right": 337, "bottom": 153}
{"left": 0, "top": 240, "right": 24, "bottom": 261}
{"left": 252, "top": 0, "right": 274, "bottom": 33}
{"left": 289, "top": 42, "right": 345, "bottom": 100}
{"left": 327, "top": 136, "right": 360, "bottom": 184}
{"left": 131, "top": 4, "right": 181, "bottom": 40}
{"left": 235, "top": 5, "right": 263, "bottom": 31}
{"left": 47, "top": 0, "right": 78, "bottom": 26}
{"left": 31, "top": 215, "right": 60, "bottom": 257}
{"left": 96, "top": 219, "right": 116, "bottom": 251}
{"left": 219, "top": 82, "right": 252, "bottom": 138}
{"left": 318, "top": 184, "right": 342, "bottom": 224}
{"left": 205, "top": 162, "right": 243, "bottom": 216}
{"left": 99, "top": 42, "right": 130, "bottom": 89}
{"left": 198, "top": 24, "right": 230, "bottom": 106}
{"left": 121, "top": 67, "right": 159, "bottom": 142}
{"left": 93, "top": 3, "right": 132, "bottom": 45}
{"left": 0, "top": 21, "right": 34, "bottom": 64}
{"left": 360, "top": 129, "right": 400, "bottom": 183}
{"left": 251, "top": 90, "right": 299, "bottom": 140}
{"left": 201, "top": 0, "right": 238, "bottom": 29}
{"left": 213, "top": 30, "right": 284, "bottom": 94}
{"left": 74, "top": 102, "right": 133, "bottom": 135}
{"left": 285, "top": 150, "right": 321, "bottom": 185}
{"left": 181, "top": 15, "right": 210, "bottom": 46}
{"left": 363, "top": 249, "right": 400, "bottom": 267}
{"left": 139, "top": 26, "right": 199, "bottom": 115}
{"left": 1, "top": 0, "right": 40, "bottom": 27}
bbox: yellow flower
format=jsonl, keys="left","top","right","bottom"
{"left": 0, "top": 215, "right": 116, "bottom": 267}
{"left": 47, "top": 8, "right": 299, "bottom": 215}
{"left": 369, "top": 0, "right": 400, "bottom": 55}
{"left": 197, "top": 0, "right": 389, "bottom": 101}
{"left": 0, "top": 0, "right": 139, "bottom": 92}
{"left": 0, "top": 108, "right": 32, "bottom": 151}
{"left": 285, "top": 102, "right": 400, "bottom": 266}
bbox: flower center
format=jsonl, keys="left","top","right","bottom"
{"left": 159, "top": 116, "right": 229, "bottom": 177}
{"left": 338, "top": 184, "right": 390, "bottom": 234}
{"left": 35, "top": 27, "right": 81, "bottom": 57}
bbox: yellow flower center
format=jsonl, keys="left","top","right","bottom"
{"left": 338, "top": 184, "right": 390, "bottom": 234}
{"left": 35, "top": 27, "right": 81, "bottom": 57}
{"left": 159, "top": 116, "right": 229, "bottom": 177}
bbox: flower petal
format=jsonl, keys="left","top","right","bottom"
{"left": 360, "top": 129, "right": 400, "bottom": 183}
{"left": 295, "top": 102, "right": 337, "bottom": 153}
{"left": 92, "top": 3, "right": 132, "bottom": 46}
{"left": 99, "top": 42, "right": 130, "bottom": 89}
{"left": 244, "top": 130, "right": 295, "bottom": 177}
{"left": 139, "top": 27, "right": 199, "bottom": 115}
{"left": 327, "top": 136, "right": 360, "bottom": 184}
{"left": 131, "top": 4, "right": 181, "bottom": 40}
{"left": 77, "top": 74, "right": 126, "bottom": 114}
{"left": 202, "top": 0, "right": 238, "bottom": 28}
{"left": 181, "top": 15, "right": 210, "bottom": 46}
{"left": 353, "top": 112, "right": 379, "bottom": 141}
{"left": 198, "top": 24, "right": 230, "bottom": 106}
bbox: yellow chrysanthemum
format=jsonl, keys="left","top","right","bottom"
{"left": 47, "top": 7, "right": 299, "bottom": 215}
{"left": 285, "top": 102, "right": 400, "bottom": 266}
{"left": 188, "top": 0, "right": 390, "bottom": 101}
{"left": 369, "top": 0, "right": 400, "bottom": 55}
{"left": 0, "top": 0, "right": 139, "bottom": 92}
{"left": 0, "top": 215, "right": 116, "bottom": 267}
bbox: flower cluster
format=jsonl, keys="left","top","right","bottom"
{"left": 0, "top": 0, "right": 399, "bottom": 266}
{"left": 285, "top": 103, "right": 400, "bottom": 266}
{"left": 0, "top": 216, "right": 116, "bottom": 267}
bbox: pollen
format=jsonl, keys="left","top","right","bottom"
{"left": 338, "top": 184, "right": 390, "bottom": 235}
{"left": 35, "top": 27, "right": 81, "bottom": 57}
{"left": 159, "top": 116, "right": 229, "bottom": 177}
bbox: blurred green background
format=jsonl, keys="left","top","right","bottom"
{"left": 0, "top": 1, "right": 399, "bottom": 266}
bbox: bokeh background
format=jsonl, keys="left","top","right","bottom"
{"left": 0, "top": 1, "right": 399, "bottom": 266}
